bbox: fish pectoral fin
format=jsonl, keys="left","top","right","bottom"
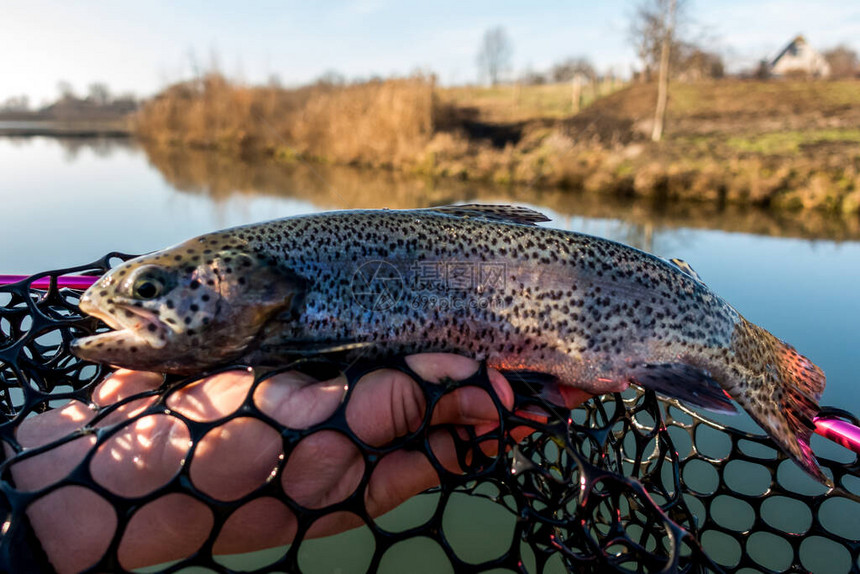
{"left": 498, "top": 369, "right": 595, "bottom": 414}
{"left": 425, "top": 204, "right": 551, "bottom": 226}
{"left": 499, "top": 369, "right": 561, "bottom": 397}
{"left": 630, "top": 363, "right": 737, "bottom": 414}
{"left": 263, "top": 340, "right": 373, "bottom": 357}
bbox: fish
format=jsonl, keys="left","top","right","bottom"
{"left": 71, "top": 204, "right": 828, "bottom": 483}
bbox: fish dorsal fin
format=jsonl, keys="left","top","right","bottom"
{"left": 668, "top": 258, "right": 703, "bottom": 282}
{"left": 426, "top": 204, "right": 551, "bottom": 226}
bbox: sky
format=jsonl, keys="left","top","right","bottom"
{"left": 2, "top": 0, "right": 859, "bottom": 105}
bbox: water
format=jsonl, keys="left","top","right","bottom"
{"left": 1, "top": 136, "right": 859, "bottom": 572}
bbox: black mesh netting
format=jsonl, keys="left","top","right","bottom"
{"left": 0, "top": 256, "right": 858, "bottom": 574}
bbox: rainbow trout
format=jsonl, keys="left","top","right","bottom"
{"left": 71, "top": 205, "right": 827, "bottom": 482}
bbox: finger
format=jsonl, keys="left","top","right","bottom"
{"left": 347, "top": 359, "right": 516, "bottom": 447}
{"left": 94, "top": 369, "right": 163, "bottom": 406}
{"left": 364, "top": 427, "right": 469, "bottom": 518}
{"left": 9, "top": 435, "right": 97, "bottom": 492}
{"left": 167, "top": 369, "right": 255, "bottom": 422}
{"left": 15, "top": 400, "right": 94, "bottom": 448}
{"left": 213, "top": 497, "right": 297, "bottom": 555}
{"left": 281, "top": 430, "right": 364, "bottom": 509}
{"left": 117, "top": 493, "right": 212, "bottom": 571}
{"left": 189, "top": 417, "right": 283, "bottom": 502}
{"left": 404, "top": 353, "right": 480, "bottom": 382}
{"left": 90, "top": 414, "right": 191, "bottom": 498}
{"left": 558, "top": 386, "right": 593, "bottom": 410}
{"left": 345, "top": 369, "right": 425, "bottom": 447}
{"left": 254, "top": 371, "right": 347, "bottom": 429}
{"left": 429, "top": 368, "right": 514, "bottom": 427}
{"left": 27, "top": 486, "right": 117, "bottom": 574}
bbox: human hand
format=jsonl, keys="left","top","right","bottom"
{"left": 8, "top": 354, "right": 591, "bottom": 573}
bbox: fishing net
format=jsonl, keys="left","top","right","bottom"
{"left": 0, "top": 256, "right": 858, "bottom": 574}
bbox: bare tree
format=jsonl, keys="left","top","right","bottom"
{"left": 824, "top": 45, "right": 859, "bottom": 78}
{"left": 630, "top": 0, "right": 685, "bottom": 141}
{"left": 550, "top": 57, "right": 597, "bottom": 83}
{"left": 57, "top": 80, "right": 76, "bottom": 101}
{"left": 676, "top": 43, "right": 724, "bottom": 80}
{"left": 477, "top": 26, "right": 513, "bottom": 86}
{"left": 1, "top": 95, "right": 30, "bottom": 112}
{"left": 87, "top": 82, "right": 111, "bottom": 105}
{"left": 520, "top": 65, "right": 547, "bottom": 85}
{"left": 315, "top": 70, "right": 346, "bottom": 87}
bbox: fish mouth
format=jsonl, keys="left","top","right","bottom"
{"left": 74, "top": 298, "right": 169, "bottom": 351}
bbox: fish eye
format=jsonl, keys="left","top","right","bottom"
{"left": 126, "top": 265, "right": 175, "bottom": 300}
{"left": 133, "top": 278, "right": 163, "bottom": 300}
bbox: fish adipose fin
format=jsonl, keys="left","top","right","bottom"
{"left": 729, "top": 318, "right": 829, "bottom": 485}
{"left": 630, "top": 363, "right": 737, "bottom": 414}
{"left": 426, "top": 204, "right": 551, "bottom": 226}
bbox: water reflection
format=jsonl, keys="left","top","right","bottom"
{"left": 0, "top": 135, "right": 136, "bottom": 162}
{"left": 58, "top": 137, "right": 135, "bottom": 161}
{"left": 141, "top": 142, "right": 860, "bottom": 242}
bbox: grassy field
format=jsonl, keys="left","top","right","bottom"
{"left": 134, "top": 76, "right": 860, "bottom": 215}
{"left": 438, "top": 80, "right": 623, "bottom": 123}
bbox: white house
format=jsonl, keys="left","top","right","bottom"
{"left": 770, "top": 35, "right": 831, "bottom": 77}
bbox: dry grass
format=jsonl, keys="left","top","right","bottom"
{"left": 135, "top": 73, "right": 435, "bottom": 167}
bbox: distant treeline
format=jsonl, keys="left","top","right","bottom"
{"left": 0, "top": 83, "right": 137, "bottom": 124}
{"left": 133, "top": 73, "right": 860, "bottom": 216}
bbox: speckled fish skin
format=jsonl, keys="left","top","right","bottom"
{"left": 71, "top": 205, "right": 827, "bottom": 483}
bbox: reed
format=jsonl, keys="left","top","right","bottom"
{"left": 135, "top": 73, "right": 436, "bottom": 167}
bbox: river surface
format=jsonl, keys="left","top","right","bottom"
{"left": 1, "top": 136, "right": 858, "bottom": 573}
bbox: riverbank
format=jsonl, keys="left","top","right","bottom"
{"left": 133, "top": 75, "right": 860, "bottom": 215}
{"left": 0, "top": 120, "right": 131, "bottom": 138}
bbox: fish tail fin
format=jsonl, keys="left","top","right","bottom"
{"left": 730, "top": 318, "right": 829, "bottom": 485}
